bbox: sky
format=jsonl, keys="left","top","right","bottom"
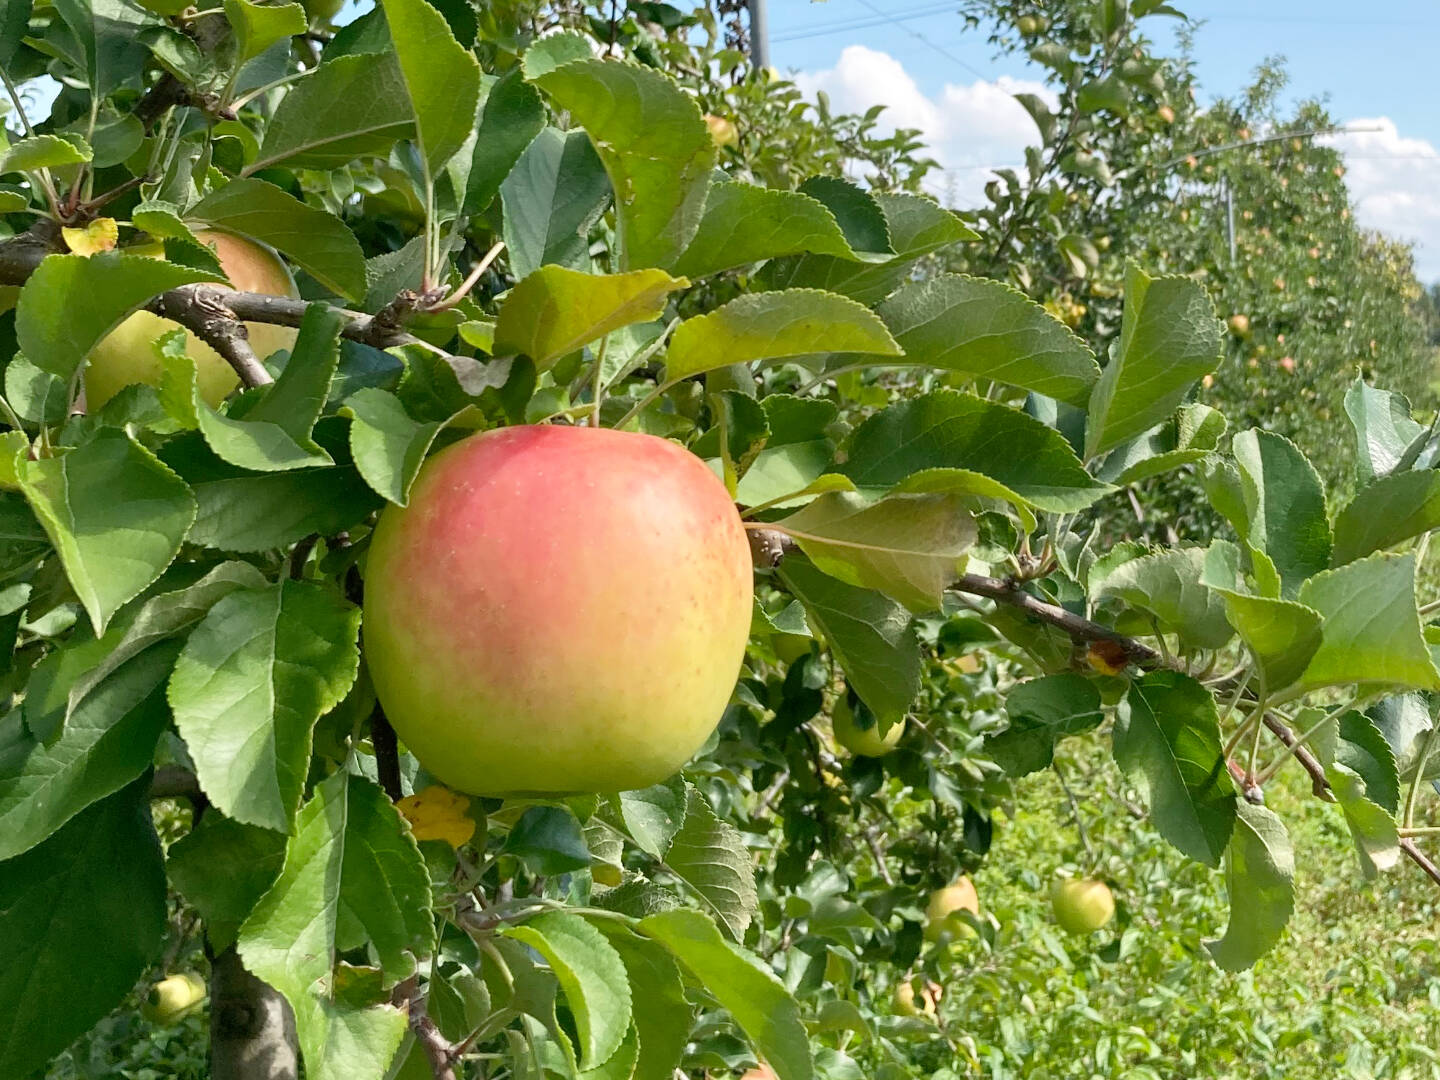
{"left": 766, "top": 0, "right": 1440, "bottom": 281}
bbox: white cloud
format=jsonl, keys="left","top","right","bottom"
{"left": 1320, "top": 118, "right": 1440, "bottom": 282}
{"left": 790, "top": 45, "right": 1053, "bottom": 207}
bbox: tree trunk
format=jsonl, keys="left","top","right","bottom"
{"left": 209, "top": 947, "right": 298, "bottom": 1080}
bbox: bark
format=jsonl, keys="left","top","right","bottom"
{"left": 209, "top": 948, "right": 299, "bottom": 1080}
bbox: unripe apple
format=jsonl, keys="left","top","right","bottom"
{"left": 1157, "top": 104, "right": 1175, "bottom": 124}
{"left": 831, "top": 693, "right": 903, "bottom": 757}
{"left": 85, "top": 230, "right": 298, "bottom": 410}
{"left": 1016, "top": 15, "right": 1045, "bottom": 35}
{"left": 142, "top": 972, "right": 207, "bottom": 1024}
{"left": 771, "top": 632, "right": 813, "bottom": 665}
{"left": 1051, "top": 877, "right": 1115, "bottom": 934}
{"left": 1227, "top": 313, "right": 1250, "bottom": 337}
{"left": 704, "top": 113, "right": 739, "bottom": 148}
{"left": 923, "top": 876, "right": 979, "bottom": 942}
{"left": 363, "top": 425, "right": 754, "bottom": 795}
{"left": 894, "top": 978, "right": 939, "bottom": 1018}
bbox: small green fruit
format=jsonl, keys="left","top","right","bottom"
{"left": 1051, "top": 878, "right": 1115, "bottom": 934}
{"left": 831, "top": 694, "right": 903, "bottom": 757}
{"left": 923, "top": 877, "right": 979, "bottom": 942}
{"left": 142, "top": 973, "right": 207, "bottom": 1024}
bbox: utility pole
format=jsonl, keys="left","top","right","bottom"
{"left": 747, "top": 0, "right": 769, "bottom": 69}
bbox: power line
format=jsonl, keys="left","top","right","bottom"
{"left": 772, "top": 1, "right": 959, "bottom": 44}
{"left": 849, "top": 0, "right": 991, "bottom": 82}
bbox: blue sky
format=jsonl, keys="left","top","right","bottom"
{"left": 766, "top": 0, "right": 1440, "bottom": 280}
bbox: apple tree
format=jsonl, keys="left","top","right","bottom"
{"left": 2, "top": 2, "right": 1440, "bottom": 1080}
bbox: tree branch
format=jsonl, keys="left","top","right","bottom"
{"left": 151, "top": 285, "right": 272, "bottom": 388}
{"left": 1400, "top": 837, "right": 1440, "bottom": 887}
{"left": 210, "top": 947, "right": 298, "bottom": 1080}
{"left": 371, "top": 704, "right": 405, "bottom": 802}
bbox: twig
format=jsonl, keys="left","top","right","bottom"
{"left": 1262, "top": 713, "right": 1335, "bottom": 802}
{"left": 151, "top": 285, "right": 272, "bottom": 387}
{"left": 1400, "top": 838, "right": 1440, "bottom": 887}
{"left": 428, "top": 240, "right": 505, "bottom": 312}
{"left": 370, "top": 705, "right": 405, "bottom": 802}
{"left": 864, "top": 829, "right": 894, "bottom": 886}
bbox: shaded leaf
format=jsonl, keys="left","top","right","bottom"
{"left": 1205, "top": 802, "right": 1294, "bottom": 971}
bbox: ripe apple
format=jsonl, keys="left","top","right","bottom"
{"left": 142, "top": 972, "right": 207, "bottom": 1024}
{"left": 831, "top": 693, "right": 903, "bottom": 757}
{"left": 923, "top": 876, "right": 979, "bottom": 942}
{"left": 1279, "top": 356, "right": 1295, "bottom": 373}
{"left": 1157, "top": 104, "right": 1175, "bottom": 124}
{"left": 1051, "top": 877, "right": 1115, "bottom": 934}
{"left": 85, "top": 229, "right": 298, "bottom": 410}
{"left": 363, "top": 425, "right": 754, "bottom": 795}
{"left": 704, "top": 113, "right": 739, "bottom": 148}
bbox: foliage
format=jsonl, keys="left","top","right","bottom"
{"left": 0, "top": 2, "right": 1437, "bottom": 1079}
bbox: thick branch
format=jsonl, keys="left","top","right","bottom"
{"left": 412, "top": 1013, "right": 459, "bottom": 1080}
{"left": 152, "top": 285, "right": 272, "bottom": 388}
{"left": 210, "top": 947, "right": 298, "bottom": 1080}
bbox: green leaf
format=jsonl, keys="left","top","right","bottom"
{"left": 1099, "top": 403, "right": 1226, "bottom": 485}
{"left": 672, "top": 181, "right": 859, "bottom": 280}
{"left": 877, "top": 275, "right": 1100, "bottom": 407}
{"left": 169, "top": 579, "right": 361, "bottom": 831}
{"left": 506, "top": 913, "right": 633, "bottom": 1070}
{"left": 16, "top": 252, "right": 221, "bottom": 383}
{"left": 1323, "top": 759, "right": 1401, "bottom": 879}
{"left": 131, "top": 199, "right": 195, "bottom": 240}
{"left": 1294, "top": 553, "right": 1440, "bottom": 693}
{"left": 52, "top": 0, "right": 150, "bottom": 98}
{"left": 0, "top": 491, "right": 49, "bottom": 577}
{"left": 1331, "top": 469, "right": 1440, "bottom": 566}
{"left": 224, "top": 0, "right": 306, "bottom": 66}
{"left": 1204, "top": 802, "right": 1294, "bottom": 972}
{"left": 1344, "top": 377, "right": 1425, "bottom": 484}
{"left": 1321, "top": 709, "right": 1402, "bottom": 814}
{"left": 0, "top": 0, "right": 32, "bottom": 70}
{"left": 772, "top": 492, "right": 974, "bottom": 613}
{"left": 528, "top": 57, "right": 714, "bottom": 270}
{"left": 1113, "top": 670, "right": 1237, "bottom": 867}
{"left": 986, "top": 673, "right": 1104, "bottom": 777}
{"left": 0, "top": 133, "right": 92, "bottom": 174}
{"left": 166, "top": 811, "right": 288, "bottom": 950}
{"left": 798, "top": 176, "right": 891, "bottom": 254}
{"left": 239, "top": 771, "right": 432, "bottom": 1080}
{"left": 1091, "top": 546, "right": 1233, "bottom": 650}
{"left": 380, "top": 0, "right": 481, "bottom": 171}
{"left": 0, "top": 641, "right": 177, "bottom": 861}
{"left": 189, "top": 178, "right": 366, "bottom": 301}
{"left": 640, "top": 909, "right": 813, "bottom": 1080}
{"left": 778, "top": 553, "right": 919, "bottom": 727}
{"left": 505, "top": 805, "right": 592, "bottom": 874}
{"left": 1201, "top": 545, "right": 1322, "bottom": 693}
{"left": 249, "top": 54, "right": 415, "bottom": 172}
{"left": 731, "top": 396, "right": 842, "bottom": 509}
{"left": 664, "top": 289, "right": 900, "bottom": 383}
{"left": 1084, "top": 264, "right": 1222, "bottom": 458}
{"left": 842, "top": 390, "right": 1111, "bottom": 513}
{"left": 495, "top": 265, "right": 687, "bottom": 371}
{"left": 344, "top": 388, "right": 452, "bottom": 506}
{"left": 21, "top": 430, "right": 196, "bottom": 633}
{"left": 663, "top": 786, "right": 759, "bottom": 941}
{"left": 465, "top": 68, "right": 546, "bottom": 215}
{"left": 596, "top": 928, "right": 692, "bottom": 1080}
{"left": 613, "top": 776, "right": 688, "bottom": 860}
{"left": 501, "top": 127, "right": 611, "bottom": 280}
{"left": 1229, "top": 429, "right": 1331, "bottom": 597}
{"left": 183, "top": 459, "right": 383, "bottom": 551}
{"left": 0, "top": 779, "right": 166, "bottom": 1078}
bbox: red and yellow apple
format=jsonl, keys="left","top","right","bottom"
{"left": 831, "top": 693, "right": 903, "bottom": 757}
{"left": 1051, "top": 877, "right": 1115, "bottom": 934}
{"left": 924, "top": 876, "right": 979, "bottom": 942}
{"left": 704, "top": 113, "right": 739, "bottom": 148}
{"left": 363, "top": 425, "right": 754, "bottom": 795}
{"left": 142, "top": 972, "right": 207, "bottom": 1024}
{"left": 85, "top": 229, "right": 298, "bottom": 410}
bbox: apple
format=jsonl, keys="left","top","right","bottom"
{"left": 894, "top": 978, "right": 940, "bottom": 1018}
{"left": 85, "top": 229, "right": 298, "bottom": 410}
{"left": 1051, "top": 877, "right": 1115, "bottom": 934}
{"left": 771, "top": 632, "right": 813, "bottom": 665}
{"left": 1279, "top": 356, "right": 1295, "bottom": 373}
{"left": 363, "top": 425, "right": 754, "bottom": 795}
{"left": 142, "top": 972, "right": 207, "bottom": 1024}
{"left": 704, "top": 113, "right": 739, "bottom": 148}
{"left": 923, "top": 876, "right": 979, "bottom": 942}
{"left": 1157, "top": 104, "right": 1175, "bottom": 124}
{"left": 740, "top": 1067, "right": 776, "bottom": 1080}
{"left": 302, "top": 0, "right": 345, "bottom": 23}
{"left": 1227, "top": 314, "right": 1251, "bottom": 337}
{"left": 831, "top": 693, "right": 903, "bottom": 757}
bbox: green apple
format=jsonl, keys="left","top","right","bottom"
{"left": 894, "top": 978, "right": 939, "bottom": 1018}
{"left": 302, "top": 0, "right": 345, "bottom": 24}
{"left": 1228, "top": 313, "right": 1252, "bottom": 337}
{"left": 1051, "top": 877, "right": 1115, "bottom": 934}
{"left": 923, "top": 876, "right": 978, "bottom": 942}
{"left": 771, "top": 632, "right": 813, "bottom": 665}
{"left": 363, "top": 425, "right": 754, "bottom": 795}
{"left": 831, "top": 693, "right": 903, "bottom": 757}
{"left": 85, "top": 229, "right": 298, "bottom": 410}
{"left": 142, "top": 972, "right": 207, "bottom": 1024}
{"left": 704, "top": 113, "right": 739, "bottom": 148}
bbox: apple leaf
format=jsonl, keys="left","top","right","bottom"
{"left": 594, "top": 928, "right": 692, "bottom": 1080}
{"left": 500, "top": 127, "right": 612, "bottom": 280}
{"left": 495, "top": 265, "right": 687, "bottom": 371}
{"left": 1099, "top": 403, "right": 1227, "bottom": 485}
{"left": 665, "top": 289, "right": 901, "bottom": 383}
{"left": 986, "top": 673, "right": 1105, "bottom": 777}
{"left": 1200, "top": 544, "right": 1322, "bottom": 693}
{"left": 662, "top": 786, "right": 759, "bottom": 941}
{"left": 15, "top": 252, "right": 222, "bottom": 383}
{"left": 773, "top": 491, "right": 975, "bottom": 613}
{"left": 1113, "top": 670, "right": 1236, "bottom": 867}
{"left": 842, "top": 389, "right": 1111, "bottom": 513}
{"left": 1205, "top": 801, "right": 1294, "bottom": 971}
{"left": 223, "top": 0, "right": 306, "bottom": 67}
{"left": 527, "top": 56, "right": 714, "bottom": 271}
{"left": 1085, "top": 264, "right": 1222, "bottom": 457}
{"left": 189, "top": 178, "right": 366, "bottom": 300}
{"left": 1224, "top": 429, "right": 1331, "bottom": 597}
{"left": 0, "top": 778, "right": 166, "bottom": 1079}
{"left": 380, "top": 0, "right": 480, "bottom": 172}
{"left": 1343, "top": 377, "right": 1427, "bottom": 484}
{"left": 639, "top": 909, "right": 813, "bottom": 1080}
{"left": 878, "top": 275, "right": 1101, "bottom": 407}
{"left": 505, "top": 913, "right": 633, "bottom": 1071}
{"left": 1091, "top": 546, "right": 1234, "bottom": 650}
{"left": 166, "top": 811, "right": 287, "bottom": 950}
{"left": 612, "top": 776, "right": 689, "bottom": 860}
{"left": 672, "top": 180, "right": 860, "bottom": 280}
{"left": 20, "top": 430, "right": 196, "bottom": 634}
{"left": 1331, "top": 469, "right": 1440, "bottom": 566}
{"left": 344, "top": 388, "right": 454, "bottom": 506}
{"left": 465, "top": 68, "right": 546, "bottom": 215}
{"left": 169, "top": 579, "right": 361, "bottom": 831}
{"left": 0, "top": 134, "right": 92, "bottom": 175}
{"left": 239, "top": 770, "right": 431, "bottom": 1080}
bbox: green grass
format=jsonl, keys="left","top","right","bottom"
{"left": 940, "top": 749, "right": 1440, "bottom": 1079}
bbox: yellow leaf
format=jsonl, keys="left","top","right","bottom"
{"left": 396, "top": 785, "right": 476, "bottom": 847}
{"left": 61, "top": 217, "right": 119, "bottom": 255}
